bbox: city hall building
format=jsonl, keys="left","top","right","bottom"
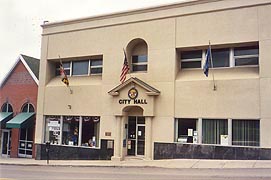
{"left": 35, "top": 0, "right": 271, "bottom": 160}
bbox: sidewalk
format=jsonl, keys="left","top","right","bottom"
{"left": 2, "top": 157, "right": 271, "bottom": 169}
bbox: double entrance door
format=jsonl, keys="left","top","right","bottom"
{"left": 127, "top": 116, "right": 145, "bottom": 156}
{"left": 1, "top": 130, "right": 11, "bottom": 157}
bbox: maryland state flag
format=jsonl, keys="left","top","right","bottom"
{"left": 59, "top": 62, "right": 69, "bottom": 86}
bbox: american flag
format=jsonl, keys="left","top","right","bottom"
{"left": 59, "top": 62, "right": 69, "bottom": 86}
{"left": 120, "top": 50, "right": 129, "bottom": 83}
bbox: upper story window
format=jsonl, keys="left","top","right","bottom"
{"left": 234, "top": 46, "right": 259, "bottom": 66}
{"left": 55, "top": 56, "right": 103, "bottom": 76}
{"left": 90, "top": 59, "right": 103, "bottom": 74}
{"left": 72, "top": 60, "right": 89, "bottom": 76}
{"left": 181, "top": 50, "right": 202, "bottom": 69}
{"left": 127, "top": 39, "right": 148, "bottom": 73}
{"left": 21, "top": 103, "right": 35, "bottom": 113}
{"left": 180, "top": 43, "right": 259, "bottom": 69}
{"left": 1, "top": 103, "right": 13, "bottom": 112}
{"left": 132, "top": 55, "right": 148, "bottom": 72}
{"left": 56, "top": 62, "right": 71, "bottom": 76}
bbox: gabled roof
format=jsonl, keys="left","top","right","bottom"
{"left": 108, "top": 77, "right": 160, "bottom": 96}
{"left": 0, "top": 54, "right": 40, "bottom": 87}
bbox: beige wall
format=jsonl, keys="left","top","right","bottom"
{"left": 36, "top": 0, "right": 271, "bottom": 150}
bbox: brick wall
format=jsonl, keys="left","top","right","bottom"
{"left": 0, "top": 60, "right": 38, "bottom": 158}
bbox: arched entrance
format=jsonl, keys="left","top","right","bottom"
{"left": 123, "top": 106, "right": 145, "bottom": 156}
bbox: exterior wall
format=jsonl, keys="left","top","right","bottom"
{"left": 36, "top": 0, "right": 271, "bottom": 160}
{"left": 0, "top": 61, "right": 38, "bottom": 158}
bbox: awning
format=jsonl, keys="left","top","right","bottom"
{"left": 0, "top": 112, "right": 13, "bottom": 129}
{"left": 6, "top": 112, "right": 35, "bottom": 129}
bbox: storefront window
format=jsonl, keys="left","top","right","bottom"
{"left": 176, "top": 118, "right": 197, "bottom": 143}
{"left": 44, "top": 115, "right": 100, "bottom": 148}
{"left": 232, "top": 119, "right": 259, "bottom": 146}
{"left": 202, "top": 119, "right": 228, "bottom": 145}
{"left": 81, "top": 116, "right": 100, "bottom": 147}
{"left": 62, "top": 116, "right": 79, "bottom": 146}
{"left": 45, "top": 116, "right": 61, "bottom": 145}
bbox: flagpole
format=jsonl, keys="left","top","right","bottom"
{"left": 58, "top": 55, "right": 73, "bottom": 94}
{"left": 209, "top": 41, "right": 216, "bottom": 91}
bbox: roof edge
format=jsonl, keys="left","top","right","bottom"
{"left": 41, "top": 0, "right": 217, "bottom": 28}
{"left": 0, "top": 55, "right": 39, "bottom": 88}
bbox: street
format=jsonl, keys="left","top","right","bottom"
{"left": 1, "top": 165, "right": 271, "bottom": 180}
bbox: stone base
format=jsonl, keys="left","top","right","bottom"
{"left": 111, "top": 156, "right": 122, "bottom": 162}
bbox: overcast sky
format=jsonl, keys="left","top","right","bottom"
{"left": 0, "top": 0, "right": 186, "bottom": 83}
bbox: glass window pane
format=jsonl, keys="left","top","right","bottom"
{"left": 235, "top": 57, "right": 258, "bottom": 66}
{"left": 1, "top": 103, "right": 8, "bottom": 112}
{"left": 45, "top": 116, "right": 61, "bottom": 145}
{"left": 22, "top": 104, "right": 28, "bottom": 112}
{"left": 91, "top": 59, "right": 103, "bottom": 66}
{"left": 232, "top": 120, "right": 259, "bottom": 147}
{"left": 181, "top": 61, "right": 201, "bottom": 69}
{"left": 7, "top": 104, "right": 13, "bottom": 112}
{"left": 212, "top": 49, "right": 230, "bottom": 68}
{"left": 177, "top": 118, "right": 197, "bottom": 143}
{"left": 62, "top": 116, "right": 79, "bottom": 146}
{"left": 181, "top": 50, "right": 202, "bottom": 59}
{"left": 234, "top": 46, "right": 259, "bottom": 56}
{"left": 132, "top": 55, "right": 147, "bottom": 63}
{"left": 72, "top": 61, "right": 89, "bottom": 75}
{"left": 202, "top": 119, "right": 228, "bottom": 144}
{"left": 81, "top": 116, "right": 94, "bottom": 147}
{"left": 90, "top": 68, "right": 102, "bottom": 74}
{"left": 132, "top": 65, "right": 147, "bottom": 72}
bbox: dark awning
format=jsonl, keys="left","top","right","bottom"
{"left": 0, "top": 112, "right": 13, "bottom": 129}
{"left": 6, "top": 113, "right": 35, "bottom": 129}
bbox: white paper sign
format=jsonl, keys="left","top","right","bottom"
{"left": 188, "top": 129, "right": 193, "bottom": 136}
{"left": 221, "top": 135, "right": 229, "bottom": 146}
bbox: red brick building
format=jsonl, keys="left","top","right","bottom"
{"left": 0, "top": 54, "right": 39, "bottom": 158}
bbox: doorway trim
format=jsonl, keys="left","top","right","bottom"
{"left": 1, "top": 129, "right": 11, "bottom": 157}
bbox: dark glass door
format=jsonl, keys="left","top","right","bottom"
{"left": 1, "top": 130, "right": 11, "bottom": 156}
{"left": 127, "top": 116, "right": 145, "bottom": 156}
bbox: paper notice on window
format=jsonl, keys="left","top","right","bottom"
{"left": 221, "top": 135, "right": 229, "bottom": 146}
{"left": 188, "top": 129, "right": 193, "bottom": 136}
{"left": 138, "top": 131, "right": 142, "bottom": 136}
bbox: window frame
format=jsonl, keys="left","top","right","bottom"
{"left": 180, "top": 50, "right": 204, "bottom": 69}
{"left": 55, "top": 57, "right": 103, "bottom": 77}
{"left": 131, "top": 55, "right": 148, "bottom": 73}
{"left": 44, "top": 115, "right": 100, "bottom": 148}
{"left": 1, "top": 102, "right": 13, "bottom": 112}
{"left": 180, "top": 44, "right": 259, "bottom": 70}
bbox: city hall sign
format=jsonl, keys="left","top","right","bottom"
{"left": 119, "top": 88, "right": 147, "bottom": 105}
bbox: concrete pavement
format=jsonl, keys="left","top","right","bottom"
{"left": 2, "top": 157, "right": 271, "bottom": 169}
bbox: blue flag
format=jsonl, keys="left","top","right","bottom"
{"left": 203, "top": 47, "right": 211, "bottom": 77}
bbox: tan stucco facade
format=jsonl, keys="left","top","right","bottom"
{"left": 36, "top": 0, "right": 271, "bottom": 160}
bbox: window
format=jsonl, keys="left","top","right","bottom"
{"left": 81, "top": 116, "right": 100, "bottom": 147}
{"left": 90, "top": 59, "right": 103, "bottom": 75}
{"left": 62, "top": 116, "right": 80, "bottom": 146}
{"left": 44, "top": 115, "right": 100, "bottom": 147}
{"left": 202, "top": 119, "right": 228, "bottom": 144}
{"left": 181, "top": 50, "right": 202, "bottom": 69}
{"left": 21, "top": 103, "right": 34, "bottom": 113}
{"left": 55, "top": 57, "right": 103, "bottom": 77}
{"left": 180, "top": 43, "right": 259, "bottom": 70}
{"left": 45, "top": 116, "right": 61, "bottom": 145}
{"left": 72, "top": 60, "right": 89, "bottom": 75}
{"left": 56, "top": 62, "right": 71, "bottom": 76}
{"left": 211, "top": 49, "right": 230, "bottom": 68}
{"left": 234, "top": 46, "right": 259, "bottom": 66}
{"left": 232, "top": 120, "right": 259, "bottom": 147}
{"left": 1, "top": 103, "right": 13, "bottom": 112}
{"left": 132, "top": 55, "right": 148, "bottom": 72}
{"left": 175, "top": 118, "right": 197, "bottom": 143}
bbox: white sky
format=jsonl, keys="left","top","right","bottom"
{"left": 0, "top": 0, "right": 185, "bottom": 83}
